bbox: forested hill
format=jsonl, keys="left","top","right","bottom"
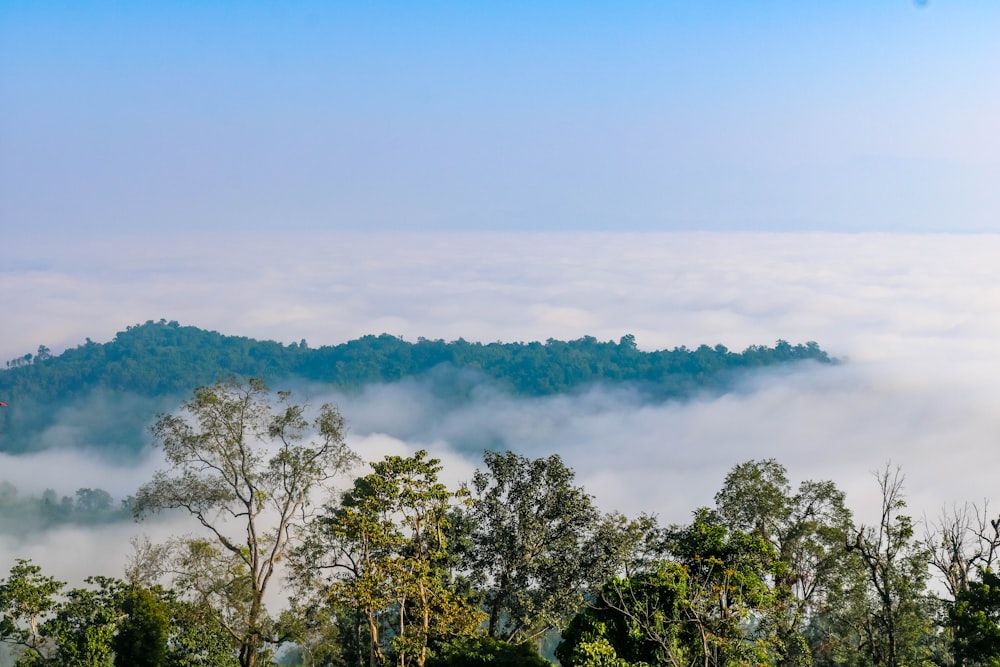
{"left": 0, "top": 320, "right": 832, "bottom": 454}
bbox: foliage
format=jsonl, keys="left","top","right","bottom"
{"left": 162, "top": 596, "right": 241, "bottom": 667}
{"left": 845, "top": 466, "right": 932, "bottom": 667}
{"left": 112, "top": 587, "right": 170, "bottom": 667}
{"left": 714, "top": 459, "right": 855, "bottom": 667}
{"left": 296, "top": 450, "right": 484, "bottom": 667}
{"left": 0, "top": 559, "right": 239, "bottom": 667}
{"left": 43, "top": 576, "right": 125, "bottom": 667}
{"left": 558, "top": 509, "right": 777, "bottom": 667}
{"left": 425, "top": 635, "right": 553, "bottom": 667}
{"left": 557, "top": 564, "right": 686, "bottom": 667}
{"left": 2, "top": 402, "right": 957, "bottom": 667}
{"left": 0, "top": 320, "right": 832, "bottom": 455}
{"left": 465, "top": 451, "right": 603, "bottom": 644}
{"left": 273, "top": 601, "right": 352, "bottom": 667}
{"left": 666, "top": 509, "right": 777, "bottom": 667}
{"left": 558, "top": 633, "right": 645, "bottom": 667}
{"left": 133, "top": 377, "right": 357, "bottom": 667}
{"left": 949, "top": 568, "right": 1000, "bottom": 667}
{"left": 0, "top": 559, "right": 64, "bottom": 663}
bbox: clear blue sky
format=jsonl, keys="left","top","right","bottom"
{"left": 2, "top": 1, "right": 998, "bottom": 235}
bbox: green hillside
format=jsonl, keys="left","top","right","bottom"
{"left": 0, "top": 320, "right": 832, "bottom": 455}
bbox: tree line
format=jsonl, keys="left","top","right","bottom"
{"left": 0, "top": 485, "right": 128, "bottom": 533}
{"left": 6, "top": 378, "right": 995, "bottom": 667}
{"left": 0, "top": 320, "right": 831, "bottom": 455}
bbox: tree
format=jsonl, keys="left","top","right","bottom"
{"left": 296, "top": 450, "right": 483, "bottom": 667}
{"left": 1, "top": 562, "right": 173, "bottom": 667}
{"left": 425, "top": 635, "right": 552, "bottom": 667}
{"left": 0, "top": 559, "right": 63, "bottom": 664}
{"left": 113, "top": 587, "right": 171, "bottom": 667}
{"left": 75, "top": 488, "right": 114, "bottom": 516}
{"left": 666, "top": 508, "right": 776, "bottom": 667}
{"left": 925, "top": 502, "right": 1000, "bottom": 604}
{"left": 133, "top": 377, "right": 357, "bottom": 667}
{"left": 846, "top": 465, "right": 931, "bottom": 667}
{"left": 465, "top": 450, "right": 602, "bottom": 644}
{"left": 44, "top": 576, "right": 124, "bottom": 667}
{"left": 557, "top": 508, "right": 776, "bottom": 667}
{"left": 714, "top": 459, "right": 855, "bottom": 667}
{"left": 920, "top": 503, "right": 1000, "bottom": 667}
{"left": 949, "top": 568, "right": 1000, "bottom": 667}
{"left": 557, "top": 563, "right": 688, "bottom": 667}
{"left": 274, "top": 600, "right": 351, "bottom": 667}
{"left": 163, "top": 595, "right": 240, "bottom": 667}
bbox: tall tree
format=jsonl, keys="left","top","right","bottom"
{"left": 949, "top": 568, "right": 1000, "bottom": 667}
{"left": 133, "top": 377, "right": 357, "bottom": 667}
{"left": 922, "top": 504, "right": 1000, "bottom": 667}
{"left": 296, "top": 450, "right": 483, "bottom": 667}
{"left": 846, "top": 465, "right": 931, "bottom": 667}
{"left": 465, "top": 451, "right": 602, "bottom": 644}
{"left": 557, "top": 562, "right": 690, "bottom": 667}
{"left": 714, "top": 459, "right": 855, "bottom": 667}
{"left": 925, "top": 503, "right": 1000, "bottom": 603}
{"left": 112, "top": 587, "right": 170, "bottom": 667}
{"left": 557, "top": 508, "right": 776, "bottom": 667}
{"left": 0, "top": 559, "right": 64, "bottom": 664}
{"left": 44, "top": 576, "right": 124, "bottom": 667}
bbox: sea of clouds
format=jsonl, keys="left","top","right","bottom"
{"left": 2, "top": 231, "right": 1000, "bottom": 586}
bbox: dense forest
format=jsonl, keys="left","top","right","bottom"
{"left": 0, "top": 378, "right": 996, "bottom": 667}
{"left": 0, "top": 320, "right": 831, "bottom": 455}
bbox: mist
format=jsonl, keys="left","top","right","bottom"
{"left": 2, "top": 231, "right": 999, "bottom": 588}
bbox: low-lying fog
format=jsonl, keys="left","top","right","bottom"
{"left": 2, "top": 232, "right": 999, "bottom": 588}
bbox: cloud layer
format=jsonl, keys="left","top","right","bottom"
{"left": 2, "top": 232, "right": 999, "bottom": 583}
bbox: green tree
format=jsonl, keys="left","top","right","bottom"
{"left": 133, "top": 377, "right": 358, "bottom": 667}
{"left": 0, "top": 559, "right": 64, "bottom": 664}
{"left": 121, "top": 537, "right": 238, "bottom": 666}
{"left": 465, "top": 451, "right": 602, "bottom": 644}
{"left": 714, "top": 459, "right": 855, "bottom": 667}
{"left": 558, "top": 509, "right": 776, "bottom": 667}
{"left": 44, "top": 576, "right": 124, "bottom": 667}
{"left": 949, "top": 568, "right": 1000, "bottom": 667}
{"left": 921, "top": 504, "right": 1000, "bottom": 667}
{"left": 274, "top": 601, "right": 351, "bottom": 667}
{"left": 297, "top": 450, "right": 483, "bottom": 667}
{"left": 113, "top": 587, "right": 171, "bottom": 667}
{"left": 0, "top": 320, "right": 832, "bottom": 458}
{"left": 164, "top": 596, "right": 240, "bottom": 667}
{"left": 668, "top": 508, "right": 776, "bottom": 667}
{"left": 557, "top": 563, "right": 687, "bottom": 667}
{"left": 846, "top": 465, "right": 931, "bottom": 667}
{"left": 425, "top": 635, "right": 552, "bottom": 667}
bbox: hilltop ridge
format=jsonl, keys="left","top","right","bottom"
{"left": 0, "top": 320, "right": 832, "bottom": 455}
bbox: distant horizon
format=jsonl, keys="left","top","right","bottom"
{"left": 3, "top": 229, "right": 995, "bottom": 363}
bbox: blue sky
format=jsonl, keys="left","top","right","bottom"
{"left": 2, "top": 1, "right": 999, "bottom": 236}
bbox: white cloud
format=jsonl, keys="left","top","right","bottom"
{"left": 3, "top": 232, "right": 1000, "bottom": 585}
{"left": 0, "top": 447, "right": 163, "bottom": 499}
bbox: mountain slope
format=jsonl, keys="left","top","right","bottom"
{"left": 0, "top": 320, "right": 832, "bottom": 455}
